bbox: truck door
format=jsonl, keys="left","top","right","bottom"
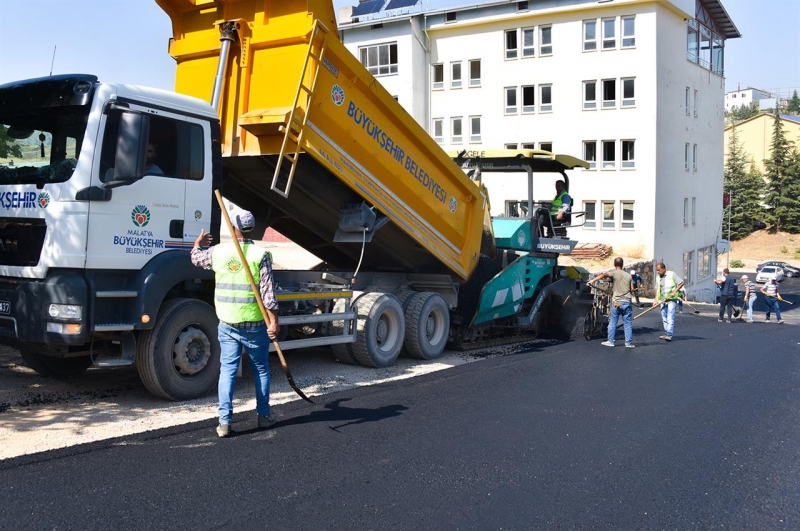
{"left": 86, "top": 104, "right": 191, "bottom": 270}
{"left": 182, "top": 119, "right": 213, "bottom": 247}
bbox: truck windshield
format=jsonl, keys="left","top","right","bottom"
{"left": 0, "top": 109, "right": 87, "bottom": 186}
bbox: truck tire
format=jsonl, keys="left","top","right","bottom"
{"left": 19, "top": 348, "right": 93, "bottom": 378}
{"left": 351, "top": 292, "right": 404, "bottom": 368}
{"left": 136, "top": 298, "right": 220, "bottom": 401}
{"left": 404, "top": 292, "right": 449, "bottom": 360}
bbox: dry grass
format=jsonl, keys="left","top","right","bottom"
{"left": 730, "top": 230, "right": 799, "bottom": 268}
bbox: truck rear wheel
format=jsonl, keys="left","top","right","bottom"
{"left": 136, "top": 298, "right": 220, "bottom": 401}
{"left": 404, "top": 292, "right": 449, "bottom": 360}
{"left": 351, "top": 292, "right": 404, "bottom": 368}
{"left": 19, "top": 348, "right": 93, "bottom": 377}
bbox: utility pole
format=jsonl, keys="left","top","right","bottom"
{"left": 727, "top": 188, "right": 732, "bottom": 269}
{"left": 49, "top": 46, "right": 57, "bottom": 76}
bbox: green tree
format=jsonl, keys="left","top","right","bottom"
{"left": 723, "top": 126, "right": 764, "bottom": 239}
{"left": 726, "top": 101, "right": 760, "bottom": 123}
{"left": 0, "top": 126, "right": 23, "bottom": 159}
{"left": 763, "top": 111, "right": 800, "bottom": 232}
{"left": 788, "top": 90, "right": 800, "bottom": 115}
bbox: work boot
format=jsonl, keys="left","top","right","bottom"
{"left": 216, "top": 423, "right": 231, "bottom": 438}
{"left": 258, "top": 414, "right": 276, "bottom": 429}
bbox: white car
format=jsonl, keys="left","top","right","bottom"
{"left": 756, "top": 266, "right": 785, "bottom": 283}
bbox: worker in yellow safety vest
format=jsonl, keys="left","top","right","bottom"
{"left": 653, "top": 261, "right": 684, "bottom": 342}
{"left": 191, "top": 207, "right": 280, "bottom": 438}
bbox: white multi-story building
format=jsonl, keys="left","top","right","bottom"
{"left": 340, "top": 0, "right": 740, "bottom": 301}
{"left": 724, "top": 87, "right": 771, "bottom": 113}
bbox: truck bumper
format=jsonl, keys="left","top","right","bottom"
{"left": 0, "top": 271, "right": 89, "bottom": 346}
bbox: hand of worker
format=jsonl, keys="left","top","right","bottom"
{"left": 743, "top": 296, "right": 748, "bottom": 303}
{"left": 652, "top": 300, "right": 659, "bottom": 308}
{"left": 194, "top": 229, "right": 213, "bottom": 248}
{"left": 267, "top": 320, "right": 279, "bottom": 340}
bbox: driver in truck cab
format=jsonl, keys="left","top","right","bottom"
{"left": 191, "top": 208, "right": 280, "bottom": 438}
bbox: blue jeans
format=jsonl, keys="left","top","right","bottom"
{"left": 746, "top": 296, "right": 756, "bottom": 321}
{"left": 218, "top": 321, "right": 271, "bottom": 425}
{"left": 661, "top": 300, "right": 677, "bottom": 338}
{"left": 608, "top": 300, "right": 633, "bottom": 344}
{"left": 764, "top": 297, "right": 781, "bottom": 321}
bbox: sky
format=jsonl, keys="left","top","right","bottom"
{"left": 0, "top": 0, "right": 797, "bottom": 95}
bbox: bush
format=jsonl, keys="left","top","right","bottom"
{"left": 781, "top": 245, "right": 788, "bottom": 254}
{"left": 730, "top": 259, "right": 745, "bottom": 268}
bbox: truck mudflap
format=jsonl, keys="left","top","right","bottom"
{"left": 518, "top": 277, "right": 588, "bottom": 340}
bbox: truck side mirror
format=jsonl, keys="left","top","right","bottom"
{"left": 104, "top": 112, "right": 149, "bottom": 188}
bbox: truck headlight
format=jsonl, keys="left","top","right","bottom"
{"left": 48, "top": 304, "right": 82, "bottom": 319}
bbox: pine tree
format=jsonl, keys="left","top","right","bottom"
{"left": 763, "top": 110, "right": 800, "bottom": 232}
{"left": 787, "top": 90, "right": 800, "bottom": 115}
{"left": 723, "top": 126, "right": 764, "bottom": 239}
{"left": 0, "top": 126, "right": 23, "bottom": 159}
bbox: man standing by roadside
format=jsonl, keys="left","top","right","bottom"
{"left": 715, "top": 268, "right": 736, "bottom": 322}
{"left": 654, "top": 262, "right": 684, "bottom": 342}
{"left": 588, "top": 257, "right": 635, "bottom": 349}
{"left": 760, "top": 276, "right": 785, "bottom": 324}
{"left": 630, "top": 269, "right": 644, "bottom": 308}
{"left": 741, "top": 275, "right": 757, "bottom": 323}
{"left": 192, "top": 208, "right": 280, "bottom": 438}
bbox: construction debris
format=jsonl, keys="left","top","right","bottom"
{"left": 571, "top": 243, "right": 613, "bottom": 260}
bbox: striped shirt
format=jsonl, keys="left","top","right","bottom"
{"left": 191, "top": 239, "right": 279, "bottom": 325}
{"left": 762, "top": 282, "right": 779, "bottom": 298}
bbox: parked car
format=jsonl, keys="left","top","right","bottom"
{"left": 755, "top": 266, "right": 785, "bottom": 283}
{"left": 757, "top": 261, "right": 799, "bottom": 277}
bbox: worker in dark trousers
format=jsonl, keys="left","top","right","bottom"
{"left": 630, "top": 269, "right": 644, "bottom": 308}
{"left": 715, "top": 268, "right": 736, "bottom": 322}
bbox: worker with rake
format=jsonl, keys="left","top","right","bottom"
{"left": 653, "top": 262, "right": 684, "bottom": 342}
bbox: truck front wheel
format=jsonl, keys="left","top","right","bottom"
{"left": 136, "top": 298, "right": 220, "bottom": 401}
{"left": 19, "top": 348, "right": 93, "bottom": 377}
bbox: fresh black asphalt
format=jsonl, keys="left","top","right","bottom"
{"left": 1, "top": 277, "right": 798, "bottom": 530}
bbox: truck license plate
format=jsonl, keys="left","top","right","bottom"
{"left": 0, "top": 301, "right": 9, "bottom": 315}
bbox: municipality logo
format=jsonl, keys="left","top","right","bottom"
{"left": 331, "top": 84, "right": 345, "bottom": 106}
{"left": 517, "top": 230, "right": 526, "bottom": 247}
{"left": 448, "top": 196, "right": 458, "bottom": 214}
{"left": 194, "top": 210, "right": 202, "bottom": 220}
{"left": 37, "top": 192, "right": 50, "bottom": 209}
{"left": 226, "top": 257, "right": 243, "bottom": 273}
{"left": 131, "top": 205, "right": 151, "bottom": 227}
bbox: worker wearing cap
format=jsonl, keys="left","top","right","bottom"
{"left": 759, "top": 276, "right": 784, "bottom": 324}
{"left": 191, "top": 208, "right": 280, "bottom": 438}
{"left": 630, "top": 269, "right": 644, "bottom": 308}
{"left": 741, "top": 275, "right": 757, "bottom": 323}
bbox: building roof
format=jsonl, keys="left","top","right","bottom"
{"left": 781, "top": 114, "right": 800, "bottom": 124}
{"left": 724, "top": 112, "right": 800, "bottom": 130}
{"left": 701, "top": 0, "right": 741, "bottom": 39}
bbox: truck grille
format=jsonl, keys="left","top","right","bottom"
{"left": 0, "top": 218, "right": 47, "bottom": 267}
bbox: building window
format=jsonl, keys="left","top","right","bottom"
{"left": 521, "top": 143, "right": 535, "bottom": 150}
{"left": 602, "top": 201, "right": 615, "bottom": 229}
{"left": 684, "top": 143, "right": 690, "bottom": 171}
{"left": 451, "top": 62, "right": 462, "bottom": 89}
{"left": 687, "top": 20, "right": 699, "bottom": 63}
{"left": 358, "top": 42, "right": 398, "bottom": 76}
{"left": 432, "top": 64, "right": 443, "bottom": 90}
{"left": 692, "top": 144, "right": 697, "bottom": 171}
{"left": 685, "top": 87, "right": 690, "bottom": 115}
{"left": 698, "top": 245, "right": 712, "bottom": 279}
{"left": 621, "top": 16, "right": 635, "bottom": 47}
{"left": 584, "top": 201, "right": 596, "bottom": 228}
{"left": 469, "top": 60, "right": 481, "bottom": 87}
{"left": 683, "top": 251, "right": 694, "bottom": 284}
{"left": 445, "top": 11, "right": 457, "bottom": 23}
{"left": 522, "top": 28, "right": 535, "bottom": 57}
{"left": 505, "top": 143, "right": 518, "bottom": 149}
{"left": 521, "top": 85, "right": 535, "bottom": 113}
{"left": 517, "top": 1, "right": 529, "bottom": 11}
{"left": 505, "top": 29, "right": 518, "bottom": 59}
{"left": 602, "top": 140, "right": 615, "bottom": 169}
{"left": 583, "top": 20, "right": 597, "bottom": 51}
{"left": 505, "top": 87, "right": 518, "bottom": 114}
{"left": 693, "top": 90, "right": 698, "bottom": 117}
{"left": 540, "top": 25, "right": 552, "bottom": 55}
{"left": 602, "top": 79, "right": 616, "bottom": 108}
{"left": 583, "top": 80, "right": 597, "bottom": 110}
{"left": 540, "top": 84, "right": 552, "bottom": 112}
{"left": 432, "top": 118, "right": 443, "bottom": 144}
{"left": 451, "top": 117, "right": 463, "bottom": 144}
{"left": 583, "top": 141, "right": 597, "bottom": 169}
{"left": 621, "top": 140, "right": 635, "bottom": 169}
{"left": 621, "top": 201, "right": 634, "bottom": 229}
{"left": 470, "top": 116, "right": 481, "bottom": 142}
{"left": 683, "top": 198, "right": 689, "bottom": 226}
{"left": 692, "top": 197, "right": 697, "bottom": 225}
{"left": 539, "top": 142, "right": 552, "bottom": 152}
{"left": 602, "top": 18, "right": 616, "bottom": 49}
{"left": 622, "top": 78, "right": 635, "bottom": 107}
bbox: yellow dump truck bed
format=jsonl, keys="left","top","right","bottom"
{"left": 157, "top": 0, "right": 488, "bottom": 280}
